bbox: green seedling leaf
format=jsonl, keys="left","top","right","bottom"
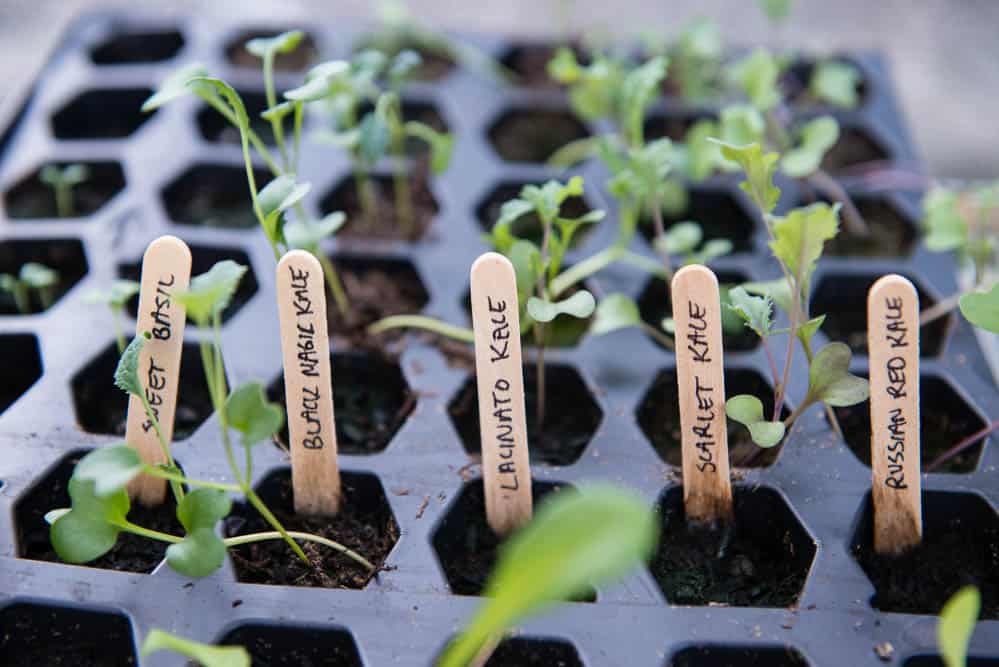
{"left": 939, "top": 586, "right": 981, "bottom": 667}
{"left": 718, "top": 105, "right": 766, "bottom": 151}
{"left": 508, "top": 240, "right": 542, "bottom": 305}
{"left": 166, "top": 488, "right": 231, "bottom": 578}
{"left": 73, "top": 445, "right": 142, "bottom": 497}
{"left": 528, "top": 291, "right": 596, "bottom": 323}
{"left": 619, "top": 56, "right": 669, "bottom": 143}
{"left": 84, "top": 280, "right": 140, "bottom": 308}
{"left": 261, "top": 100, "right": 295, "bottom": 123}
{"left": 658, "top": 222, "right": 703, "bottom": 255}
{"left": 245, "top": 30, "right": 304, "bottom": 58}
{"left": 728, "top": 49, "right": 781, "bottom": 111}
{"left": 49, "top": 478, "right": 129, "bottom": 563}
{"left": 437, "top": 485, "right": 659, "bottom": 667}
{"left": 40, "top": 164, "right": 90, "bottom": 187}
{"left": 284, "top": 212, "right": 347, "bottom": 250}
{"left": 742, "top": 278, "right": 793, "bottom": 314}
{"left": 591, "top": 294, "right": 642, "bottom": 335}
{"left": 810, "top": 60, "right": 861, "bottom": 109}
{"left": 142, "top": 629, "right": 250, "bottom": 667}
{"left": 226, "top": 382, "right": 284, "bottom": 447}
{"left": 142, "top": 63, "right": 209, "bottom": 111}
{"left": 959, "top": 282, "right": 999, "bottom": 333}
{"left": 187, "top": 77, "right": 250, "bottom": 131}
{"left": 19, "top": 262, "right": 57, "bottom": 288}
{"left": 725, "top": 394, "right": 785, "bottom": 447}
{"left": 547, "top": 46, "right": 583, "bottom": 83}
{"left": 806, "top": 342, "right": 870, "bottom": 407}
{"left": 174, "top": 261, "right": 247, "bottom": 325}
{"left": 758, "top": 0, "right": 793, "bottom": 21}
{"left": 781, "top": 116, "right": 840, "bottom": 178}
{"left": 797, "top": 314, "right": 826, "bottom": 346}
{"left": 257, "top": 175, "right": 311, "bottom": 243}
{"left": 726, "top": 286, "right": 773, "bottom": 338}
{"left": 114, "top": 334, "right": 147, "bottom": 397}
{"left": 922, "top": 188, "right": 967, "bottom": 252}
{"left": 405, "top": 121, "right": 454, "bottom": 174}
{"left": 495, "top": 198, "right": 534, "bottom": 230}
{"left": 357, "top": 110, "right": 392, "bottom": 164}
{"left": 389, "top": 49, "right": 423, "bottom": 87}
{"left": 769, "top": 202, "right": 840, "bottom": 289}
{"left": 284, "top": 61, "right": 350, "bottom": 102}
{"left": 711, "top": 140, "right": 781, "bottom": 215}
{"left": 690, "top": 239, "right": 734, "bottom": 265}
{"left": 684, "top": 119, "right": 722, "bottom": 181}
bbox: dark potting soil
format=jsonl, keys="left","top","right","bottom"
{"left": 197, "top": 90, "right": 275, "bottom": 146}
{"left": 16, "top": 453, "right": 181, "bottom": 574}
{"left": 448, "top": 363, "right": 602, "bottom": 467}
{"left": 669, "top": 645, "right": 810, "bottom": 667}
{"left": 226, "top": 30, "right": 317, "bottom": 70}
{"left": 224, "top": 471, "right": 398, "bottom": 589}
{"left": 4, "top": 162, "right": 126, "bottom": 219}
{"left": 161, "top": 163, "right": 273, "bottom": 229}
{"left": 0, "top": 238, "right": 88, "bottom": 315}
{"left": 636, "top": 368, "right": 786, "bottom": 469}
{"left": 833, "top": 374, "right": 987, "bottom": 474}
{"left": 650, "top": 487, "right": 814, "bottom": 607}
{"left": 820, "top": 126, "right": 890, "bottom": 173}
{"left": 325, "top": 257, "right": 430, "bottom": 346}
{"left": 637, "top": 188, "right": 757, "bottom": 254}
{"left": 0, "top": 603, "right": 136, "bottom": 666}
{"left": 0, "top": 334, "right": 42, "bottom": 415}
{"left": 484, "top": 638, "right": 584, "bottom": 666}
{"left": 216, "top": 623, "right": 362, "bottom": 666}
{"left": 321, "top": 168, "right": 437, "bottom": 242}
{"left": 853, "top": 494, "right": 999, "bottom": 618}
{"left": 488, "top": 109, "right": 589, "bottom": 164}
{"left": 794, "top": 191, "right": 916, "bottom": 258}
{"left": 434, "top": 480, "right": 594, "bottom": 600}
{"left": 502, "top": 44, "right": 586, "bottom": 89}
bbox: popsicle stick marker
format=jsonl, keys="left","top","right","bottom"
{"left": 277, "top": 250, "right": 341, "bottom": 516}
{"left": 125, "top": 235, "right": 191, "bottom": 506}
{"left": 868, "top": 274, "right": 921, "bottom": 555}
{"left": 470, "top": 252, "right": 532, "bottom": 536}
{"left": 671, "top": 265, "right": 733, "bottom": 524}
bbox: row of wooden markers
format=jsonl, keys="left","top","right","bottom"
{"left": 125, "top": 237, "right": 921, "bottom": 557}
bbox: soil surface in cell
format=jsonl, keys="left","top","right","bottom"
{"left": 820, "top": 127, "right": 888, "bottom": 172}
{"left": 1, "top": 605, "right": 136, "bottom": 666}
{"left": 484, "top": 639, "right": 583, "bottom": 666}
{"left": 225, "top": 472, "right": 398, "bottom": 589}
{"left": 820, "top": 198, "right": 914, "bottom": 258}
{"left": 503, "top": 44, "right": 584, "bottom": 89}
{"left": 326, "top": 168, "right": 437, "bottom": 241}
{"left": 18, "top": 455, "right": 181, "bottom": 573}
{"left": 490, "top": 110, "right": 588, "bottom": 163}
{"left": 326, "top": 259, "right": 429, "bottom": 347}
{"left": 218, "top": 625, "right": 361, "bottom": 666}
{"left": 5, "top": 162, "right": 125, "bottom": 219}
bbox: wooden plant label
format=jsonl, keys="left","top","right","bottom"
{"left": 671, "top": 265, "right": 733, "bottom": 524}
{"left": 470, "top": 251, "right": 532, "bottom": 536}
{"left": 277, "top": 250, "right": 341, "bottom": 516}
{"left": 125, "top": 235, "right": 191, "bottom": 506}
{"left": 868, "top": 274, "right": 922, "bottom": 555}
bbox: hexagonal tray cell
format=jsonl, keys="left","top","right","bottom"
{"left": 819, "top": 124, "right": 892, "bottom": 173}
{"left": 476, "top": 180, "right": 595, "bottom": 248}
{"left": 644, "top": 110, "right": 716, "bottom": 143}
{"left": 15, "top": 449, "right": 182, "bottom": 573}
{"left": 0, "top": 333, "right": 42, "bottom": 415}
{"left": 851, "top": 490, "right": 999, "bottom": 618}
{"left": 218, "top": 623, "right": 362, "bottom": 666}
{"left": 637, "top": 186, "right": 758, "bottom": 254}
{"left": 650, "top": 485, "right": 816, "bottom": 607}
{"left": 320, "top": 167, "right": 439, "bottom": 241}
{"left": 811, "top": 273, "right": 948, "bottom": 357}
{"left": 51, "top": 88, "right": 155, "bottom": 139}
{"left": 805, "top": 192, "right": 917, "bottom": 258}
{"left": 224, "top": 468, "right": 399, "bottom": 588}
{"left": 0, "top": 238, "right": 88, "bottom": 315}
{"left": 119, "top": 244, "right": 259, "bottom": 325}
{"left": 325, "top": 255, "right": 430, "bottom": 343}
{"left": 636, "top": 271, "right": 760, "bottom": 354}
{"left": 4, "top": 160, "right": 126, "bottom": 219}
{"left": 488, "top": 108, "right": 589, "bottom": 164}
{"left": 225, "top": 29, "right": 318, "bottom": 70}
{"left": 668, "top": 644, "right": 811, "bottom": 667}
{"left": 782, "top": 58, "right": 868, "bottom": 109}
{"left": 197, "top": 89, "right": 276, "bottom": 145}
{"left": 71, "top": 341, "right": 215, "bottom": 439}
{"left": 448, "top": 363, "right": 602, "bottom": 466}
{"left": 90, "top": 28, "right": 184, "bottom": 64}
{"left": 432, "top": 479, "right": 593, "bottom": 599}
{"left": 833, "top": 374, "right": 989, "bottom": 474}
{"left": 267, "top": 349, "right": 416, "bottom": 455}
{"left": 0, "top": 601, "right": 137, "bottom": 666}
{"left": 500, "top": 43, "right": 584, "bottom": 89}
{"left": 161, "top": 163, "right": 273, "bottom": 229}
{"left": 637, "top": 367, "right": 789, "bottom": 469}
{"left": 483, "top": 637, "right": 584, "bottom": 666}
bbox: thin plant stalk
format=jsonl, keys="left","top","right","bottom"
{"left": 261, "top": 51, "right": 289, "bottom": 170}
{"left": 318, "top": 253, "right": 350, "bottom": 319}
{"left": 354, "top": 168, "right": 379, "bottom": 228}
{"left": 54, "top": 183, "right": 75, "bottom": 218}
{"left": 203, "top": 96, "right": 281, "bottom": 176}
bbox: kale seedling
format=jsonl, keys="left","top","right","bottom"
{"left": 143, "top": 629, "right": 249, "bottom": 667}
{"left": 84, "top": 280, "right": 140, "bottom": 354}
{"left": 938, "top": 586, "right": 981, "bottom": 667}
{"left": 0, "top": 262, "right": 59, "bottom": 314}
{"left": 39, "top": 163, "right": 89, "bottom": 218}
{"left": 642, "top": 18, "right": 724, "bottom": 101}
{"left": 713, "top": 141, "right": 869, "bottom": 454}
{"left": 437, "top": 485, "right": 657, "bottom": 667}
{"left": 46, "top": 261, "right": 374, "bottom": 578}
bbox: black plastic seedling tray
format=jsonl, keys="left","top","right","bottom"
{"left": 0, "top": 10, "right": 997, "bottom": 667}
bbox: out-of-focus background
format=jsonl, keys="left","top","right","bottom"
{"left": 0, "top": 0, "right": 995, "bottom": 179}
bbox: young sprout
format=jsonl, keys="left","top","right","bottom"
{"left": 642, "top": 18, "right": 724, "bottom": 101}
{"left": 437, "top": 485, "right": 657, "bottom": 667}
{"left": 713, "top": 141, "right": 869, "bottom": 456}
{"left": 84, "top": 280, "right": 140, "bottom": 353}
{"left": 45, "top": 262, "right": 375, "bottom": 579}
{"left": 143, "top": 629, "right": 249, "bottom": 667}
{"left": 1, "top": 262, "right": 60, "bottom": 314}
{"left": 39, "top": 164, "right": 89, "bottom": 218}
{"left": 938, "top": 586, "right": 981, "bottom": 667}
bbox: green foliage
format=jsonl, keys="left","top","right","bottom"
{"left": 84, "top": 280, "right": 140, "bottom": 308}
{"left": 245, "top": 30, "right": 305, "bottom": 60}
{"left": 114, "top": 333, "right": 148, "bottom": 397}
{"left": 142, "top": 629, "right": 250, "bottom": 667}
{"left": 781, "top": 116, "right": 839, "bottom": 178}
{"left": 938, "top": 586, "right": 981, "bottom": 667}
{"left": 653, "top": 222, "right": 733, "bottom": 266}
{"left": 73, "top": 445, "right": 142, "bottom": 497}
{"left": 40, "top": 163, "right": 89, "bottom": 188}
{"left": 590, "top": 294, "right": 642, "bottom": 335}
{"left": 758, "top": 0, "right": 794, "bottom": 22}
{"left": 142, "top": 63, "right": 210, "bottom": 111}
{"left": 668, "top": 18, "right": 724, "bottom": 101}
{"left": 226, "top": 382, "right": 285, "bottom": 448}
{"left": 174, "top": 260, "right": 248, "bottom": 326}
{"left": 437, "top": 485, "right": 658, "bottom": 667}
{"left": 527, "top": 291, "right": 596, "bottom": 323}
{"left": 257, "top": 174, "right": 311, "bottom": 245}
{"left": 805, "top": 342, "right": 869, "bottom": 406}
{"left": 405, "top": 120, "right": 454, "bottom": 173}
{"left": 769, "top": 202, "right": 840, "bottom": 288}
{"left": 284, "top": 212, "right": 347, "bottom": 250}
{"left": 726, "top": 286, "right": 774, "bottom": 338}
{"left": 166, "top": 489, "right": 231, "bottom": 577}
{"left": 810, "top": 60, "right": 861, "bottom": 109}
{"left": 19, "top": 262, "right": 57, "bottom": 290}
{"left": 47, "top": 478, "right": 129, "bottom": 563}
{"left": 712, "top": 140, "right": 781, "bottom": 215}
{"left": 959, "top": 282, "right": 999, "bottom": 334}
{"left": 725, "top": 395, "right": 785, "bottom": 447}
{"left": 727, "top": 49, "right": 781, "bottom": 112}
